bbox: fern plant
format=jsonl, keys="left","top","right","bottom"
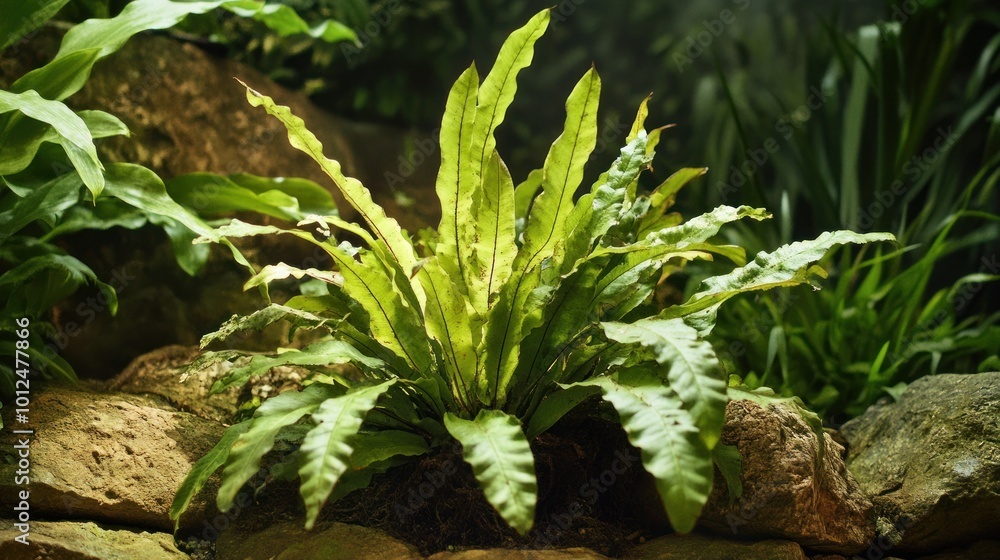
{"left": 172, "top": 9, "right": 891, "bottom": 536}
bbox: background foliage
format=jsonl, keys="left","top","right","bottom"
{"left": 3, "top": 0, "right": 998, "bottom": 421}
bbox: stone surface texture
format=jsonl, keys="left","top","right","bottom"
{"left": 427, "top": 549, "right": 610, "bottom": 560}
{"left": 840, "top": 372, "right": 1000, "bottom": 555}
{"left": 0, "top": 520, "right": 188, "bottom": 560}
{"left": 106, "top": 345, "right": 240, "bottom": 423}
{"left": 625, "top": 533, "right": 808, "bottom": 560}
{"left": 0, "top": 386, "right": 224, "bottom": 532}
{"left": 215, "top": 521, "right": 423, "bottom": 560}
{"left": 696, "top": 399, "right": 874, "bottom": 554}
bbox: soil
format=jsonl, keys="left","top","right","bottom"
{"left": 227, "top": 413, "right": 658, "bottom": 557}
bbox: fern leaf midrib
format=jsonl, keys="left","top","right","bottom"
{"left": 452, "top": 77, "right": 477, "bottom": 285}
{"left": 421, "top": 268, "right": 474, "bottom": 410}
{"left": 491, "top": 75, "right": 598, "bottom": 404}
{"left": 328, "top": 250, "right": 424, "bottom": 371}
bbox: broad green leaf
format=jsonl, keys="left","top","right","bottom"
{"left": 416, "top": 259, "right": 478, "bottom": 409}
{"left": 482, "top": 68, "right": 601, "bottom": 406}
{"left": 646, "top": 205, "right": 770, "bottom": 245}
{"left": 444, "top": 409, "right": 537, "bottom": 535}
{"left": 217, "top": 383, "right": 342, "bottom": 512}
{"left": 210, "top": 339, "right": 385, "bottom": 393}
{"left": 434, "top": 64, "right": 479, "bottom": 292}
{"left": 170, "top": 420, "right": 251, "bottom": 530}
{"left": 228, "top": 173, "right": 336, "bottom": 215}
{"left": 200, "top": 304, "right": 337, "bottom": 348}
{"left": 347, "top": 430, "right": 429, "bottom": 467}
{"left": 469, "top": 10, "right": 549, "bottom": 186}
{"left": 15, "top": 0, "right": 354, "bottom": 102}
{"left": 525, "top": 385, "right": 600, "bottom": 439}
{"left": 241, "top": 83, "right": 419, "bottom": 275}
{"left": 669, "top": 230, "right": 896, "bottom": 331}
{"left": 0, "top": 253, "right": 117, "bottom": 317}
{"left": 100, "top": 163, "right": 260, "bottom": 277}
{"left": 601, "top": 318, "right": 728, "bottom": 448}
{"left": 298, "top": 380, "right": 395, "bottom": 529}
{"left": 638, "top": 167, "right": 708, "bottom": 237}
{"left": 712, "top": 444, "right": 743, "bottom": 503}
{"left": 74, "top": 110, "right": 130, "bottom": 139}
{"left": 0, "top": 0, "right": 72, "bottom": 51}
{"left": 319, "top": 245, "right": 434, "bottom": 375}
{"left": 479, "top": 264, "right": 542, "bottom": 406}
{"left": 518, "top": 68, "right": 601, "bottom": 267}
{"left": 0, "top": 89, "right": 103, "bottom": 197}
{"left": 459, "top": 10, "right": 548, "bottom": 311}
{"left": 470, "top": 150, "right": 517, "bottom": 314}
{"left": 9, "top": 48, "right": 102, "bottom": 101}
{"left": 0, "top": 338, "right": 77, "bottom": 389}
{"left": 571, "top": 371, "right": 713, "bottom": 533}
{"left": 0, "top": 173, "right": 83, "bottom": 244}
{"left": 0, "top": 104, "right": 125, "bottom": 182}
{"left": 513, "top": 243, "right": 720, "bottom": 402}
{"left": 166, "top": 173, "right": 335, "bottom": 221}
{"left": 99, "top": 163, "right": 218, "bottom": 239}
{"left": 222, "top": 1, "right": 357, "bottom": 44}
{"left": 159, "top": 218, "right": 211, "bottom": 277}
{"left": 563, "top": 131, "right": 652, "bottom": 270}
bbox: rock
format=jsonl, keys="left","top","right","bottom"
{"left": 840, "top": 372, "right": 1000, "bottom": 555}
{"left": 216, "top": 520, "right": 422, "bottom": 560}
{"left": 107, "top": 345, "right": 241, "bottom": 423}
{"left": 427, "top": 550, "right": 609, "bottom": 560}
{"left": 624, "top": 533, "right": 807, "bottom": 560}
{"left": 0, "top": 386, "right": 225, "bottom": 532}
{"left": 917, "top": 540, "right": 1000, "bottom": 559}
{"left": 0, "top": 520, "right": 188, "bottom": 560}
{"left": 694, "top": 399, "right": 873, "bottom": 554}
